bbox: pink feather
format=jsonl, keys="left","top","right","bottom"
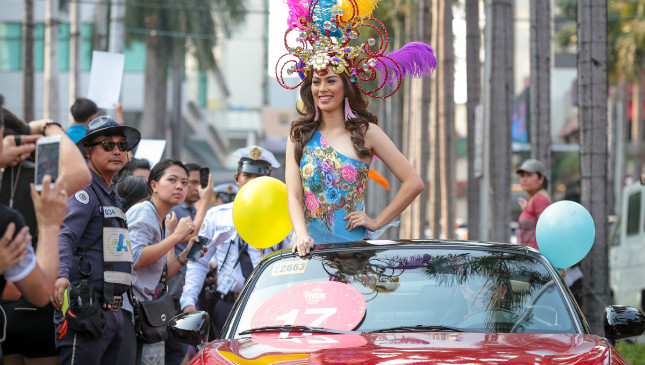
{"left": 376, "top": 42, "right": 437, "bottom": 86}
{"left": 286, "top": 0, "right": 312, "bottom": 30}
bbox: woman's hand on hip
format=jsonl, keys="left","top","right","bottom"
{"left": 344, "top": 211, "right": 378, "bottom": 232}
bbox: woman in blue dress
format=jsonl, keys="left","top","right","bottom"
{"left": 286, "top": 66, "right": 425, "bottom": 256}
{"left": 279, "top": 0, "right": 435, "bottom": 256}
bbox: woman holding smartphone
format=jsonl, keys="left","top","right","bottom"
{"left": 119, "top": 159, "right": 209, "bottom": 364}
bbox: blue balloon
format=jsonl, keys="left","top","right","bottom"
{"left": 535, "top": 200, "right": 595, "bottom": 268}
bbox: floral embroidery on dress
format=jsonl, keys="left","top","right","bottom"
{"left": 300, "top": 130, "right": 369, "bottom": 235}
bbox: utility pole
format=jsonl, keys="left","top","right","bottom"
{"left": 69, "top": 0, "right": 81, "bottom": 105}
{"left": 44, "top": 0, "right": 60, "bottom": 120}
{"left": 22, "top": 0, "right": 35, "bottom": 122}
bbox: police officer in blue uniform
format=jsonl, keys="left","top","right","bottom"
{"left": 180, "top": 146, "right": 291, "bottom": 336}
{"left": 51, "top": 116, "right": 141, "bottom": 365}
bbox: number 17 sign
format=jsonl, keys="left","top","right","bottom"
{"left": 250, "top": 281, "right": 367, "bottom": 337}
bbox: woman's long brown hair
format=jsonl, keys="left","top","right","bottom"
{"left": 290, "top": 72, "right": 378, "bottom": 164}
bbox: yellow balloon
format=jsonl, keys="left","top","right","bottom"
{"left": 233, "top": 176, "right": 292, "bottom": 249}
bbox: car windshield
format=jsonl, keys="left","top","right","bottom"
{"left": 231, "top": 247, "right": 577, "bottom": 337}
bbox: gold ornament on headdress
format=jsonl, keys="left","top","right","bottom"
{"left": 250, "top": 147, "right": 261, "bottom": 161}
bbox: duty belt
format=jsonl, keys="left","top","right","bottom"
{"left": 100, "top": 294, "right": 123, "bottom": 312}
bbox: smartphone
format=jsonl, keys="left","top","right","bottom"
{"left": 34, "top": 135, "right": 61, "bottom": 191}
{"left": 199, "top": 167, "right": 210, "bottom": 188}
{"left": 187, "top": 236, "right": 209, "bottom": 262}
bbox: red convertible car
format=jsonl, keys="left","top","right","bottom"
{"left": 169, "top": 240, "right": 645, "bottom": 364}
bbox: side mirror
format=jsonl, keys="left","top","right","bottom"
{"left": 168, "top": 311, "right": 210, "bottom": 350}
{"left": 604, "top": 305, "right": 645, "bottom": 343}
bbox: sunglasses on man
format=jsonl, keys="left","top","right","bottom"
{"left": 87, "top": 140, "right": 129, "bottom": 152}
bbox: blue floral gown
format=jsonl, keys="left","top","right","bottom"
{"left": 300, "top": 130, "right": 370, "bottom": 244}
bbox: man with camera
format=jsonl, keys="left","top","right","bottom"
{"left": 180, "top": 146, "right": 291, "bottom": 336}
{"left": 51, "top": 116, "right": 141, "bottom": 365}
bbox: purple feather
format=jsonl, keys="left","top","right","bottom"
{"left": 375, "top": 42, "right": 437, "bottom": 86}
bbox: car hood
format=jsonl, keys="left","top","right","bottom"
{"left": 191, "top": 332, "right": 628, "bottom": 365}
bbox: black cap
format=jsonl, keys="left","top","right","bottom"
{"left": 238, "top": 158, "right": 272, "bottom": 175}
{"left": 77, "top": 115, "right": 141, "bottom": 152}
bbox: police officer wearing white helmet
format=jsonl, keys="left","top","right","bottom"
{"left": 180, "top": 146, "right": 290, "bottom": 335}
{"left": 212, "top": 183, "right": 238, "bottom": 206}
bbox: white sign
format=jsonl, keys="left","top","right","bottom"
{"left": 87, "top": 51, "right": 125, "bottom": 109}
{"left": 134, "top": 139, "right": 166, "bottom": 167}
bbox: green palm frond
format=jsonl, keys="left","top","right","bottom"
{"left": 125, "top": 0, "right": 247, "bottom": 70}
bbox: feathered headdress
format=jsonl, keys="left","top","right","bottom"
{"left": 276, "top": 0, "right": 437, "bottom": 98}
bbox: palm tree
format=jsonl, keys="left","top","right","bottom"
{"left": 607, "top": 1, "right": 645, "bottom": 179}
{"left": 400, "top": 0, "right": 431, "bottom": 239}
{"left": 125, "top": 0, "right": 246, "bottom": 141}
{"left": 556, "top": 1, "right": 645, "bottom": 182}
{"left": 94, "top": 0, "right": 109, "bottom": 51}
{"left": 44, "top": 0, "right": 60, "bottom": 120}
{"left": 22, "top": 0, "right": 35, "bottom": 122}
{"left": 487, "top": 0, "right": 514, "bottom": 243}
{"left": 400, "top": 0, "right": 420, "bottom": 238}
{"left": 436, "top": 0, "right": 455, "bottom": 239}
{"left": 109, "top": 0, "right": 126, "bottom": 53}
{"left": 416, "top": 0, "right": 431, "bottom": 239}
{"left": 69, "top": 0, "right": 80, "bottom": 104}
{"left": 465, "top": 0, "right": 481, "bottom": 241}
{"left": 371, "top": 0, "right": 411, "bottom": 239}
{"left": 577, "top": 0, "right": 609, "bottom": 335}
{"left": 529, "top": 1, "right": 551, "bottom": 182}
{"left": 429, "top": 0, "right": 440, "bottom": 238}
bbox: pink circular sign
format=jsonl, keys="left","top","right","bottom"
{"left": 251, "top": 281, "right": 367, "bottom": 335}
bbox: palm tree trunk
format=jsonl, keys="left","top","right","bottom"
{"left": 400, "top": 0, "right": 420, "bottom": 238}
{"left": 69, "top": 0, "right": 80, "bottom": 105}
{"left": 466, "top": 0, "right": 481, "bottom": 240}
{"left": 401, "top": 0, "right": 431, "bottom": 239}
{"left": 578, "top": 0, "right": 610, "bottom": 335}
{"left": 417, "top": 0, "right": 432, "bottom": 239}
{"left": 44, "top": 0, "right": 59, "bottom": 120}
{"left": 612, "top": 78, "right": 628, "bottom": 214}
{"left": 140, "top": 37, "right": 168, "bottom": 140}
{"left": 170, "top": 42, "right": 185, "bottom": 160}
{"left": 389, "top": 94, "right": 403, "bottom": 239}
{"left": 438, "top": 0, "right": 455, "bottom": 239}
{"left": 632, "top": 80, "right": 643, "bottom": 178}
{"left": 384, "top": 2, "right": 405, "bottom": 239}
{"left": 94, "top": 0, "right": 109, "bottom": 51}
{"left": 109, "top": 0, "right": 126, "bottom": 53}
{"left": 529, "top": 0, "right": 551, "bottom": 182}
{"left": 429, "top": 0, "right": 441, "bottom": 238}
{"left": 22, "top": 0, "right": 35, "bottom": 122}
{"left": 487, "top": 0, "right": 513, "bottom": 243}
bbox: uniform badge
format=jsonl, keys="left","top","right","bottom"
{"left": 250, "top": 147, "right": 261, "bottom": 160}
{"left": 199, "top": 221, "right": 208, "bottom": 235}
{"left": 75, "top": 190, "right": 90, "bottom": 205}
